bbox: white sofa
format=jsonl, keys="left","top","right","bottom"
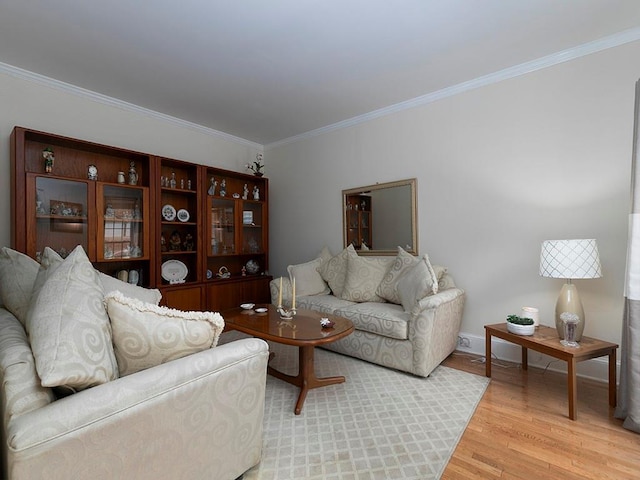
{"left": 0, "top": 246, "right": 269, "bottom": 480}
{"left": 270, "top": 246, "right": 465, "bottom": 377}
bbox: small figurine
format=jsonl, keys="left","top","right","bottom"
{"left": 43, "top": 147, "right": 54, "bottom": 173}
{"left": 208, "top": 177, "right": 217, "bottom": 195}
{"left": 169, "top": 230, "right": 181, "bottom": 251}
{"left": 161, "top": 233, "right": 167, "bottom": 252}
{"left": 128, "top": 161, "right": 138, "bottom": 185}
{"left": 253, "top": 186, "right": 260, "bottom": 201}
{"left": 182, "top": 233, "right": 194, "bottom": 251}
{"left": 105, "top": 203, "right": 115, "bottom": 218}
{"left": 242, "top": 183, "right": 249, "bottom": 200}
{"left": 219, "top": 179, "right": 226, "bottom": 197}
{"left": 241, "top": 266, "right": 247, "bottom": 276}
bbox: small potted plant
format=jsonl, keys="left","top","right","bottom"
{"left": 246, "top": 153, "right": 264, "bottom": 177}
{"left": 506, "top": 314, "right": 535, "bottom": 336}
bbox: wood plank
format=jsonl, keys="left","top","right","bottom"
{"left": 441, "top": 351, "right": 640, "bottom": 480}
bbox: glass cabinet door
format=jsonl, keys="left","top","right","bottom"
{"left": 210, "top": 198, "right": 236, "bottom": 255}
{"left": 97, "top": 185, "right": 149, "bottom": 261}
{"left": 29, "top": 176, "right": 89, "bottom": 260}
{"left": 241, "top": 201, "right": 264, "bottom": 254}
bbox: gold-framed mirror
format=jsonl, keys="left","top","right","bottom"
{"left": 342, "top": 178, "right": 418, "bottom": 255}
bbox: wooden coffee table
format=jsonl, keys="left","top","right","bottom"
{"left": 485, "top": 323, "right": 618, "bottom": 420}
{"left": 223, "top": 304, "right": 355, "bottom": 415}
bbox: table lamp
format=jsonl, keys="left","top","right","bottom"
{"left": 539, "top": 239, "right": 602, "bottom": 341}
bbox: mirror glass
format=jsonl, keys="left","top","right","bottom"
{"left": 343, "top": 178, "right": 417, "bottom": 255}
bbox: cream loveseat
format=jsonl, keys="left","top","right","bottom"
{"left": 270, "top": 245, "right": 465, "bottom": 377}
{"left": 0, "top": 246, "right": 269, "bottom": 480}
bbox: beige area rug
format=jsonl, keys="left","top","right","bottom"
{"left": 226, "top": 333, "right": 489, "bottom": 480}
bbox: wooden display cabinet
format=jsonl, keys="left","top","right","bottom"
{"left": 11, "top": 126, "right": 271, "bottom": 311}
{"left": 205, "top": 168, "right": 271, "bottom": 311}
{"left": 345, "top": 194, "right": 372, "bottom": 250}
{"left": 153, "top": 158, "right": 202, "bottom": 296}
{"left": 11, "top": 127, "right": 154, "bottom": 285}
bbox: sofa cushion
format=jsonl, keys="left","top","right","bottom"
{"left": 341, "top": 254, "right": 393, "bottom": 303}
{"left": 296, "top": 294, "right": 356, "bottom": 315}
{"left": 105, "top": 291, "right": 225, "bottom": 376}
{"left": 397, "top": 254, "right": 439, "bottom": 315}
{"left": 0, "top": 247, "right": 40, "bottom": 326}
{"left": 317, "top": 245, "right": 357, "bottom": 297}
{"left": 287, "top": 257, "right": 330, "bottom": 297}
{"left": 26, "top": 246, "right": 118, "bottom": 390}
{"left": 99, "top": 273, "right": 162, "bottom": 305}
{"left": 376, "top": 246, "right": 418, "bottom": 304}
{"left": 335, "top": 302, "right": 409, "bottom": 340}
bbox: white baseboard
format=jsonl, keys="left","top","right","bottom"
{"left": 456, "top": 331, "right": 617, "bottom": 383}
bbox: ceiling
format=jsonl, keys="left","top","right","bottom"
{"left": 1, "top": 1, "right": 640, "bottom": 146}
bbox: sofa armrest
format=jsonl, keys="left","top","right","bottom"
{"left": 7, "top": 338, "right": 269, "bottom": 480}
{"left": 269, "top": 276, "right": 293, "bottom": 306}
{"left": 409, "top": 288, "right": 466, "bottom": 377}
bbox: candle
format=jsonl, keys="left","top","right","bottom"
{"left": 278, "top": 276, "right": 283, "bottom": 307}
{"left": 292, "top": 277, "right": 296, "bottom": 310}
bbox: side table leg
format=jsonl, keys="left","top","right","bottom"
{"left": 521, "top": 346, "right": 528, "bottom": 371}
{"left": 485, "top": 331, "right": 492, "bottom": 377}
{"left": 568, "top": 358, "right": 577, "bottom": 420}
{"left": 609, "top": 348, "right": 617, "bottom": 407}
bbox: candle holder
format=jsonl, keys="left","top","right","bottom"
{"left": 277, "top": 305, "right": 296, "bottom": 320}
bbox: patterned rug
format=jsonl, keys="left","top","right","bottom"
{"left": 234, "top": 337, "right": 489, "bottom": 480}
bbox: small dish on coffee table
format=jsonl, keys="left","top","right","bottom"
{"left": 240, "top": 303, "right": 255, "bottom": 310}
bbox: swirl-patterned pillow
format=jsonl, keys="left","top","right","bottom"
{"left": 105, "top": 291, "right": 225, "bottom": 376}
{"left": 26, "top": 246, "right": 118, "bottom": 390}
{"left": 376, "top": 246, "right": 418, "bottom": 304}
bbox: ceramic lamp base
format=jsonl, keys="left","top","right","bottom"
{"left": 554, "top": 283, "right": 585, "bottom": 341}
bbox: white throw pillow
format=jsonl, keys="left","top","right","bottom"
{"left": 376, "top": 246, "right": 419, "bottom": 304}
{"left": 26, "top": 246, "right": 118, "bottom": 390}
{"left": 99, "top": 272, "right": 162, "bottom": 305}
{"left": 397, "top": 254, "right": 439, "bottom": 315}
{"left": 105, "top": 291, "right": 225, "bottom": 376}
{"left": 317, "top": 245, "right": 357, "bottom": 297}
{"left": 0, "top": 247, "right": 40, "bottom": 325}
{"left": 287, "top": 257, "right": 330, "bottom": 297}
{"left": 341, "top": 254, "right": 392, "bottom": 302}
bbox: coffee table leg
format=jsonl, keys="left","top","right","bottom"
{"left": 268, "top": 345, "right": 347, "bottom": 415}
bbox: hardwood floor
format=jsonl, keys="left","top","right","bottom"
{"left": 441, "top": 351, "right": 640, "bottom": 479}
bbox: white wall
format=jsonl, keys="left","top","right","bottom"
{"left": 266, "top": 41, "right": 640, "bottom": 346}
{"left": 0, "top": 70, "right": 262, "bottom": 249}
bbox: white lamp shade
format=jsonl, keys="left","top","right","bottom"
{"left": 539, "top": 239, "right": 602, "bottom": 279}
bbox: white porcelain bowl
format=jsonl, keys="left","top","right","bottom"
{"left": 240, "top": 303, "right": 255, "bottom": 310}
{"left": 507, "top": 322, "right": 535, "bottom": 336}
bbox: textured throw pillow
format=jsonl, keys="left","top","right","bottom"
{"left": 397, "top": 254, "right": 439, "bottom": 315}
{"left": 376, "top": 246, "right": 419, "bottom": 304}
{"left": 317, "top": 245, "right": 357, "bottom": 297}
{"left": 287, "top": 257, "right": 330, "bottom": 297}
{"left": 0, "top": 247, "right": 40, "bottom": 325}
{"left": 26, "top": 245, "right": 118, "bottom": 390}
{"left": 99, "top": 272, "right": 162, "bottom": 305}
{"left": 341, "top": 254, "right": 392, "bottom": 302}
{"left": 105, "top": 291, "right": 225, "bottom": 376}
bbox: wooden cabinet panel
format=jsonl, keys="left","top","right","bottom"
{"left": 161, "top": 285, "right": 205, "bottom": 311}
{"left": 207, "top": 276, "right": 272, "bottom": 312}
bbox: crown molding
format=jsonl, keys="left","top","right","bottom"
{"left": 266, "top": 27, "right": 640, "bottom": 150}
{"left": 0, "top": 61, "right": 262, "bottom": 150}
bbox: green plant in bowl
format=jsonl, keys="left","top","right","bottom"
{"left": 506, "top": 314, "right": 534, "bottom": 326}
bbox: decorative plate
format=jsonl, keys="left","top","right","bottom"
{"left": 161, "top": 259, "right": 188, "bottom": 283}
{"left": 206, "top": 269, "right": 213, "bottom": 279}
{"left": 162, "top": 204, "right": 176, "bottom": 221}
{"left": 255, "top": 307, "right": 268, "bottom": 313}
{"left": 177, "top": 208, "right": 190, "bottom": 222}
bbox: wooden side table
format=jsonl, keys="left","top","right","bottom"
{"left": 484, "top": 323, "right": 618, "bottom": 420}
